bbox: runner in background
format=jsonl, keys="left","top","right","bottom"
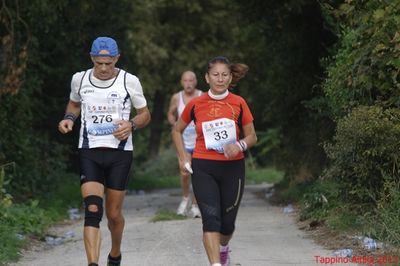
{"left": 167, "top": 70, "right": 202, "bottom": 218}
{"left": 172, "top": 56, "right": 257, "bottom": 266}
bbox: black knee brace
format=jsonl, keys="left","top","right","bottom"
{"left": 84, "top": 195, "right": 103, "bottom": 228}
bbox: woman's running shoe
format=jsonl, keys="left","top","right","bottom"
{"left": 220, "top": 245, "right": 230, "bottom": 266}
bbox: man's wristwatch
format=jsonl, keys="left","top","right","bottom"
{"left": 129, "top": 120, "right": 137, "bottom": 130}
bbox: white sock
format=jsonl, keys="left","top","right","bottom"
{"left": 211, "top": 264, "right": 222, "bottom": 266}
{"left": 220, "top": 244, "right": 229, "bottom": 251}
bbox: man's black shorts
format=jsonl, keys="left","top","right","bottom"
{"left": 79, "top": 148, "right": 132, "bottom": 190}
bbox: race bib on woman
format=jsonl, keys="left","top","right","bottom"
{"left": 202, "top": 118, "right": 236, "bottom": 153}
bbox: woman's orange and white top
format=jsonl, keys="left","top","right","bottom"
{"left": 180, "top": 92, "right": 253, "bottom": 161}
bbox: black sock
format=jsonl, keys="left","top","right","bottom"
{"left": 88, "top": 263, "right": 98, "bottom": 266}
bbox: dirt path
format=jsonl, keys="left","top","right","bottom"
{"left": 11, "top": 184, "right": 357, "bottom": 266}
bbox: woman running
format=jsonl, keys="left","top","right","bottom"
{"left": 172, "top": 56, "right": 257, "bottom": 266}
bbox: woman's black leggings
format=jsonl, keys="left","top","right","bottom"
{"left": 191, "top": 158, "right": 245, "bottom": 236}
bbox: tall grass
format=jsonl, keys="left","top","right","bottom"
{"left": 150, "top": 210, "right": 187, "bottom": 222}
{"left": 129, "top": 166, "right": 283, "bottom": 191}
{"left": 0, "top": 173, "right": 81, "bottom": 264}
{"left": 367, "top": 181, "right": 400, "bottom": 246}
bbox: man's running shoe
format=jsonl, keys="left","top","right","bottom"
{"left": 190, "top": 204, "right": 201, "bottom": 218}
{"left": 107, "top": 253, "right": 121, "bottom": 266}
{"left": 176, "top": 197, "right": 189, "bottom": 216}
{"left": 220, "top": 245, "right": 230, "bottom": 266}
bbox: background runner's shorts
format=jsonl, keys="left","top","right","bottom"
{"left": 79, "top": 148, "right": 132, "bottom": 190}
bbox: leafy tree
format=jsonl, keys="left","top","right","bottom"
{"left": 323, "top": 0, "right": 400, "bottom": 118}
{"left": 0, "top": 0, "right": 29, "bottom": 96}
{"left": 320, "top": 0, "right": 400, "bottom": 209}
{"left": 235, "top": 0, "right": 336, "bottom": 180}
{"left": 0, "top": 0, "right": 136, "bottom": 198}
{"left": 128, "top": 0, "right": 246, "bottom": 157}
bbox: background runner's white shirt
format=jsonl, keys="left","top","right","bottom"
{"left": 70, "top": 69, "right": 147, "bottom": 151}
{"left": 177, "top": 90, "right": 202, "bottom": 150}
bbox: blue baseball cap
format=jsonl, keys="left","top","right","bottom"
{"left": 90, "top": 37, "right": 119, "bottom": 57}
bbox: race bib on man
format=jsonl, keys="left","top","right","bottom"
{"left": 202, "top": 118, "right": 236, "bottom": 153}
{"left": 85, "top": 99, "right": 121, "bottom": 136}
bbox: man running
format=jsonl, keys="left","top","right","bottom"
{"left": 58, "top": 36, "right": 151, "bottom": 266}
{"left": 167, "top": 71, "right": 202, "bottom": 218}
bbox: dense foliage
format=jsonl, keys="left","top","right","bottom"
{"left": 128, "top": 0, "right": 245, "bottom": 157}
{"left": 321, "top": 1, "right": 400, "bottom": 204}
{"left": 235, "top": 0, "right": 336, "bottom": 181}
{"left": 0, "top": 0, "right": 333, "bottom": 197}
{"left": 1, "top": 0, "right": 400, "bottom": 261}
{"left": 323, "top": 0, "right": 400, "bottom": 117}
{"left": 312, "top": 0, "right": 400, "bottom": 245}
{"left": 324, "top": 106, "right": 400, "bottom": 205}
{"left": 0, "top": 0, "right": 134, "bottom": 198}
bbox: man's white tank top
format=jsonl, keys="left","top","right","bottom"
{"left": 78, "top": 69, "right": 134, "bottom": 150}
{"left": 177, "top": 90, "right": 202, "bottom": 150}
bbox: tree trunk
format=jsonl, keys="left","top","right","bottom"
{"left": 148, "top": 89, "right": 165, "bottom": 158}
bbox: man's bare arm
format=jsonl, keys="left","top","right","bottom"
{"left": 58, "top": 100, "right": 81, "bottom": 134}
{"left": 167, "top": 93, "right": 179, "bottom": 126}
{"left": 131, "top": 106, "right": 151, "bottom": 129}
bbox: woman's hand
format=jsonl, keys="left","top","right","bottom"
{"left": 223, "top": 143, "right": 242, "bottom": 159}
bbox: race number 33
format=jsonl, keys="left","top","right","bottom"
{"left": 202, "top": 118, "right": 236, "bottom": 151}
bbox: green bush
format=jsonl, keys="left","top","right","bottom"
{"left": 315, "top": 1, "right": 400, "bottom": 247}
{"left": 245, "top": 167, "right": 284, "bottom": 185}
{"left": 133, "top": 147, "right": 179, "bottom": 178}
{"left": 325, "top": 205, "right": 365, "bottom": 232}
{"left": 270, "top": 176, "right": 310, "bottom": 205}
{"left": 300, "top": 178, "right": 340, "bottom": 221}
{"left": 323, "top": 106, "right": 400, "bottom": 206}
{"left": 130, "top": 147, "right": 180, "bottom": 189}
{"left": 322, "top": 1, "right": 400, "bottom": 118}
{"left": 0, "top": 223, "right": 23, "bottom": 263}
{"left": 0, "top": 200, "right": 52, "bottom": 236}
{"left": 0, "top": 91, "right": 69, "bottom": 200}
{"left": 0, "top": 200, "right": 53, "bottom": 264}
{"left": 368, "top": 180, "right": 400, "bottom": 245}
{"left": 0, "top": 172, "right": 81, "bottom": 264}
